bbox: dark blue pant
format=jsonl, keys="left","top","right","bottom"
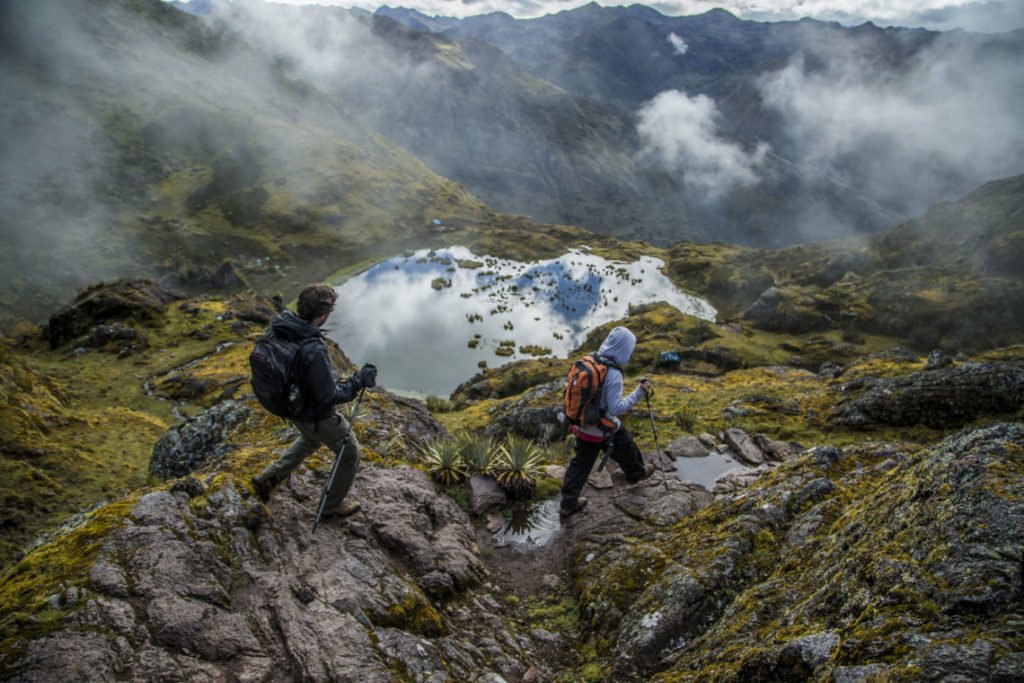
{"left": 560, "top": 427, "right": 646, "bottom": 508}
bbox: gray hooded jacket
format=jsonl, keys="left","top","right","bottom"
{"left": 597, "top": 326, "right": 645, "bottom": 419}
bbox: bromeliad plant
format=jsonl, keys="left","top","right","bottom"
{"left": 495, "top": 435, "right": 545, "bottom": 499}
{"left": 421, "top": 438, "right": 466, "bottom": 486}
{"left": 458, "top": 432, "right": 497, "bottom": 476}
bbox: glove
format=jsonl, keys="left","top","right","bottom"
{"left": 357, "top": 363, "right": 377, "bottom": 389}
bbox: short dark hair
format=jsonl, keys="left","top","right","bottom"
{"left": 297, "top": 283, "right": 337, "bottom": 321}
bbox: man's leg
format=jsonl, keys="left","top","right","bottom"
{"left": 318, "top": 413, "right": 362, "bottom": 515}
{"left": 608, "top": 428, "right": 649, "bottom": 483}
{"left": 560, "top": 438, "right": 600, "bottom": 513}
{"left": 253, "top": 420, "right": 322, "bottom": 501}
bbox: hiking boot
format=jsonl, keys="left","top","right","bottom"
{"left": 627, "top": 461, "right": 656, "bottom": 485}
{"left": 323, "top": 499, "right": 362, "bottom": 519}
{"left": 251, "top": 475, "right": 273, "bottom": 504}
{"left": 559, "top": 497, "right": 588, "bottom": 517}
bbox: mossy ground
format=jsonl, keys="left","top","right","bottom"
{"left": 0, "top": 297, "right": 251, "bottom": 569}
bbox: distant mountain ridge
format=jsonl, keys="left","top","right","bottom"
{"left": 377, "top": 2, "right": 1024, "bottom": 234}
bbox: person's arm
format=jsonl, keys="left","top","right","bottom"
{"left": 330, "top": 362, "right": 376, "bottom": 405}
{"left": 601, "top": 369, "right": 645, "bottom": 417}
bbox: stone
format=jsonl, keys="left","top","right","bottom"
{"left": 467, "top": 474, "right": 508, "bottom": 516}
{"left": 752, "top": 433, "right": 800, "bottom": 462}
{"left": 723, "top": 428, "right": 767, "bottom": 466}
{"left": 664, "top": 435, "right": 708, "bottom": 459}
{"left": 543, "top": 464, "right": 566, "bottom": 480}
{"left": 697, "top": 432, "right": 717, "bottom": 448}
{"left": 586, "top": 468, "right": 614, "bottom": 490}
{"left": 712, "top": 466, "right": 769, "bottom": 495}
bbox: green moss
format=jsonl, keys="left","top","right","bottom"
{"left": 0, "top": 497, "right": 136, "bottom": 657}
{"left": 384, "top": 589, "right": 446, "bottom": 637}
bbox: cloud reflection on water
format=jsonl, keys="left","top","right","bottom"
{"left": 327, "top": 247, "right": 716, "bottom": 396}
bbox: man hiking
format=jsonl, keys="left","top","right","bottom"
{"left": 251, "top": 283, "right": 377, "bottom": 519}
{"left": 561, "top": 326, "right": 653, "bottom": 517}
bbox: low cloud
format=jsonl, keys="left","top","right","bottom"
{"left": 757, "top": 30, "right": 1024, "bottom": 216}
{"left": 667, "top": 32, "right": 688, "bottom": 55}
{"left": 637, "top": 90, "right": 768, "bottom": 199}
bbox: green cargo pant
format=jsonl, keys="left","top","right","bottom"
{"left": 257, "top": 412, "right": 361, "bottom": 514}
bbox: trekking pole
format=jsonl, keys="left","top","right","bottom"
{"left": 644, "top": 387, "right": 671, "bottom": 492}
{"left": 312, "top": 387, "right": 365, "bottom": 535}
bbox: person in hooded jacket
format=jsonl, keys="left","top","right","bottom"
{"left": 251, "top": 283, "right": 377, "bottom": 519}
{"left": 561, "top": 326, "right": 653, "bottom": 517}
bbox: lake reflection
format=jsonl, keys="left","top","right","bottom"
{"left": 327, "top": 246, "right": 716, "bottom": 396}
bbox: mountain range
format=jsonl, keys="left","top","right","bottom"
{"left": 3, "top": 0, "right": 1022, "bottom": 330}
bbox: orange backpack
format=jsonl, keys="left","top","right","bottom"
{"left": 563, "top": 354, "right": 619, "bottom": 440}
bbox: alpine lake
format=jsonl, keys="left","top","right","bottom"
{"left": 328, "top": 247, "right": 744, "bottom": 547}
{"left": 326, "top": 246, "right": 716, "bottom": 398}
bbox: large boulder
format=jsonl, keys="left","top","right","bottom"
{"left": 149, "top": 401, "right": 252, "bottom": 479}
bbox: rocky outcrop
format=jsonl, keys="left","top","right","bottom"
{"left": 149, "top": 401, "right": 253, "bottom": 479}
{"left": 830, "top": 360, "right": 1024, "bottom": 429}
{"left": 9, "top": 465, "right": 545, "bottom": 682}
{"left": 484, "top": 381, "right": 563, "bottom": 442}
{"left": 742, "top": 286, "right": 833, "bottom": 334}
{"left": 573, "top": 423, "right": 1024, "bottom": 680}
{"left": 46, "top": 279, "right": 183, "bottom": 349}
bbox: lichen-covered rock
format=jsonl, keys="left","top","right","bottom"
{"left": 148, "top": 400, "right": 252, "bottom": 479}
{"left": 574, "top": 423, "right": 1024, "bottom": 681}
{"left": 829, "top": 360, "right": 1024, "bottom": 429}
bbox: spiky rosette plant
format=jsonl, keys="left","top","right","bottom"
{"left": 458, "top": 432, "right": 496, "bottom": 476}
{"left": 495, "top": 435, "right": 545, "bottom": 499}
{"left": 421, "top": 438, "right": 466, "bottom": 486}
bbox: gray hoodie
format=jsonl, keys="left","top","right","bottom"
{"left": 597, "top": 326, "right": 645, "bottom": 419}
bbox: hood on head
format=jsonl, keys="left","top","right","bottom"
{"left": 598, "top": 326, "right": 636, "bottom": 365}
{"left": 271, "top": 309, "right": 322, "bottom": 341}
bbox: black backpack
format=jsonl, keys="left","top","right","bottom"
{"left": 249, "top": 332, "right": 317, "bottom": 419}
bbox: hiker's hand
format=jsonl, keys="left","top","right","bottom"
{"left": 357, "top": 364, "right": 377, "bottom": 389}
{"left": 639, "top": 379, "right": 652, "bottom": 395}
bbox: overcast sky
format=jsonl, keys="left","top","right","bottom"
{"left": 192, "top": 0, "right": 1024, "bottom": 31}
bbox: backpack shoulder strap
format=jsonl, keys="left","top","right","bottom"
{"left": 591, "top": 353, "right": 621, "bottom": 372}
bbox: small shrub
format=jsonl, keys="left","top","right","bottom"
{"left": 495, "top": 435, "right": 545, "bottom": 498}
{"left": 421, "top": 439, "right": 465, "bottom": 486}
{"left": 458, "top": 432, "right": 496, "bottom": 475}
{"left": 424, "top": 395, "right": 453, "bottom": 413}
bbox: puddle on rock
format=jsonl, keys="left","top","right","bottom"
{"left": 327, "top": 246, "right": 716, "bottom": 396}
{"left": 674, "top": 451, "right": 743, "bottom": 489}
{"left": 493, "top": 498, "right": 563, "bottom": 549}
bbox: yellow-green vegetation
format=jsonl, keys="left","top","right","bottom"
{"left": 0, "top": 497, "right": 136, "bottom": 654}
{"left": 383, "top": 588, "right": 447, "bottom": 637}
{"left": 0, "top": 296, "right": 257, "bottom": 569}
